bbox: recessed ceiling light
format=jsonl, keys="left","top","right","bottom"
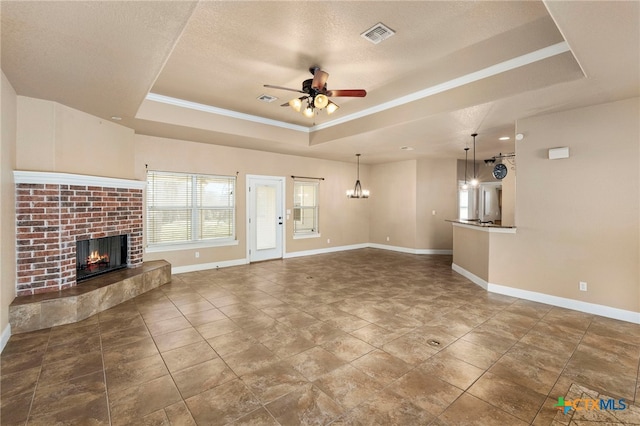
{"left": 257, "top": 94, "right": 278, "bottom": 103}
{"left": 499, "top": 136, "right": 510, "bottom": 141}
{"left": 400, "top": 146, "right": 414, "bottom": 151}
{"left": 111, "top": 116, "right": 122, "bottom": 121}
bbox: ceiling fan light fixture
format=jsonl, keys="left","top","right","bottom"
{"left": 289, "top": 98, "right": 302, "bottom": 112}
{"left": 326, "top": 101, "right": 339, "bottom": 115}
{"left": 314, "top": 94, "right": 329, "bottom": 109}
{"left": 302, "top": 104, "right": 314, "bottom": 118}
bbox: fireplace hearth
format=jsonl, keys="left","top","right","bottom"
{"left": 76, "top": 235, "right": 128, "bottom": 281}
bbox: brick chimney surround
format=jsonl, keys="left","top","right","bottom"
{"left": 14, "top": 171, "right": 146, "bottom": 296}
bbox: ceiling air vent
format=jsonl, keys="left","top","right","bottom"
{"left": 361, "top": 22, "right": 395, "bottom": 45}
{"left": 257, "top": 94, "right": 278, "bottom": 103}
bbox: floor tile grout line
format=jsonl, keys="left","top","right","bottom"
{"left": 21, "top": 328, "right": 52, "bottom": 426}
{"left": 97, "top": 320, "right": 113, "bottom": 426}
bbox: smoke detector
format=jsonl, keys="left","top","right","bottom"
{"left": 361, "top": 22, "right": 395, "bottom": 44}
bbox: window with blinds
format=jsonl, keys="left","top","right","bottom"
{"left": 293, "top": 181, "right": 319, "bottom": 236}
{"left": 146, "top": 171, "right": 236, "bottom": 246}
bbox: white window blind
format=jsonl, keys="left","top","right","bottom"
{"left": 293, "top": 181, "right": 318, "bottom": 235}
{"left": 147, "top": 171, "right": 235, "bottom": 246}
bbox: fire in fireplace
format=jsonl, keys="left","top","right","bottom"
{"left": 76, "top": 235, "right": 128, "bottom": 281}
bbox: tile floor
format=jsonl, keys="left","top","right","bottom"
{"left": 1, "top": 249, "right": 639, "bottom": 425}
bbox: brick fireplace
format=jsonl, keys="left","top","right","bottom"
{"left": 14, "top": 171, "right": 145, "bottom": 296}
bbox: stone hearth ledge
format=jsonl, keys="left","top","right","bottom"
{"left": 9, "top": 260, "right": 171, "bottom": 334}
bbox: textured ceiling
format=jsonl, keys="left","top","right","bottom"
{"left": 2, "top": 1, "right": 638, "bottom": 164}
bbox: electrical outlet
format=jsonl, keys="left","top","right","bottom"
{"left": 386, "top": 236, "right": 390, "bottom": 242}
{"left": 195, "top": 252, "right": 200, "bottom": 258}
{"left": 327, "top": 238, "right": 331, "bottom": 244}
{"left": 579, "top": 281, "right": 587, "bottom": 291}
{"left": 432, "top": 210, "right": 436, "bottom": 216}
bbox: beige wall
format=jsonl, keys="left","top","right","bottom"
{"left": 369, "top": 160, "right": 417, "bottom": 247}
{"left": 452, "top": 225, "right": 490, "bottom": 281}
{"left": 135, "top": 134, "right": 370, "bottom": 268}
{"left": 1, "top": 72, "right": 17, "bottom": 337}
{"left": 16, "top": 96, "right": 135, "bottom": 179}
{"left": 416, "top": 158, "right": 457, "bottom": 250}
{"left": 491, "top": 98, "right": 639, "bottom": 312}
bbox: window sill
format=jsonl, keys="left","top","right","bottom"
{"left": 146, "top": 239, "right": 239, "bottom": 253}
{"left": 293, "top": 233, "right": 321, "bottom": 240}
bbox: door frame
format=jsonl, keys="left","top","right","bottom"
{"left": 246, "top": 175, "right": 286, "bottom": 263}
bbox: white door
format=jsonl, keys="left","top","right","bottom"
{"left": 247, "top": 176, "right": 284, "bottom": 262}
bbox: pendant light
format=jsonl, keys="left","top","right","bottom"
{"left": 462, "top": 147, "right": 470, "bottom": 190}
{"left": 470, "top": 133, "right": 479, "bottom": 187}
{"left": 346, "top": 154, "right": 369, "bottom": 198}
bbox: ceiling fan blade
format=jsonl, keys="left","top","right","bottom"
{"left": 264, "top": 84, "right": 305, "bottom": 94}
{"left": 311, "top": 69, "right": 329, "bottom": 90}
{"left": 326, "top": 89, "right": 367, "bottom": 97}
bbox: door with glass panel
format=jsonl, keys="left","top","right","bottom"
{"left": 247, "top": 176, "right": 284, "bottom": 262}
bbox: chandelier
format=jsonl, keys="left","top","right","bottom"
{"left": 346, "top": 154, "right": 369, "bottom": 198}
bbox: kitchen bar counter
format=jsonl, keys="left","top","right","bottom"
{"left": 446, "top": 219, "right": 516, "bottom": 233}
{"left": 448, "top": 219, "right": 516, "bottom": 288}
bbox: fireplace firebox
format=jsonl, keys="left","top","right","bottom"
{"left": 76, "top": 235, "right": 128, "bottom": 282}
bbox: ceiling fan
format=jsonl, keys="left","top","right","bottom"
{"left": 264, "top": 67, "right": 367, "bottom": 117}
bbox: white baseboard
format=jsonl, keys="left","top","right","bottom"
{"left": 171, "top": 244, "right": 451, "bottom": 274}
{"left": 452, "top": 263, "right": 640, "bottom": 324}
{"left": 452, "top": 263, "right": 488, "bottom": 289}
{"left": 1, "top": 324, "right": 11, "bottom": 354}
{"left": 172, "top": 258, "right": 248, "bottom": 274}
{"left": 488, "top": 283, "right": 640, "bottom": 324}
{"left": 369, "top": 243, "right": 452, "bottom": 255}
{"left": 283, "top": 243, "right": 369, "bottom": 259}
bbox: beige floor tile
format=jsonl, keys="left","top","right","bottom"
{"left": 4, "top": 249, "right": 640, "bottom": 425}
{"left": 222, "top": 343, "right": 278, "bottom": 376}
{"left": 152, "top": 326, "right": 204, "bottom": 352}
{"left": 265, "top": 383, "right": 343, "bottom": 425}
{"left": 185, "top": 379, "right": 262, "bottom": 426}
{"left": 240, "top": 360, "right": 309, "bottom": 404}
{"left": 313, "top": 364, "right": 383, "bottom": 409}
{"left": 382, "top": 334, "right": 438, "bottom": 365}
{"left": 102, "top": 335, "right": 160, "bottom": 367}
{"left": 350, "top": 349, "right": 412, "bottom": 386}
{"left": 145, "top": 315, "right": 192, "bottom": 336}
{"left": 438, "top": 339, "right": 502, "bottom": 370}
{"left": 109, "top": 374, "right": 182, "bottom": 426}
{"left": 38, "top": 351, "right": 103, "bottom": 388}
{"left": 468, "top": 371, "right": 547, "bottom": 423}
{"left": 387, "top": 368, "right": 464, "bottom": 416}
{"left": 0, "top": 391, "right": 33, "bottom": 426}
{"left": 417, "top": 352, "right": 485, "bottom": 390}
{"left": 30, "top": 371, "right": 108, "bottom": 424}
{"left": 337, "top": 388, "right": 434, "bottom": 425}
{"left": 164, "top": 401, "right": 197, "bottom": 426}
{"left": 286, "top": 346, "right": 346, "bottom": 381}
{"left": 105, "top": 353, "right": 169, "bottom": 395}
{"left": 171, "top": 357, "right": 236, "bottom": 398}
{"left": 161, "top": 340, "right": 218, "bottom": 373}
{"left": 436, "top": 392, "right": 528, "bottom": 425}
{"left": 320, "top": 333, "right": 375, "bottom": 362}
